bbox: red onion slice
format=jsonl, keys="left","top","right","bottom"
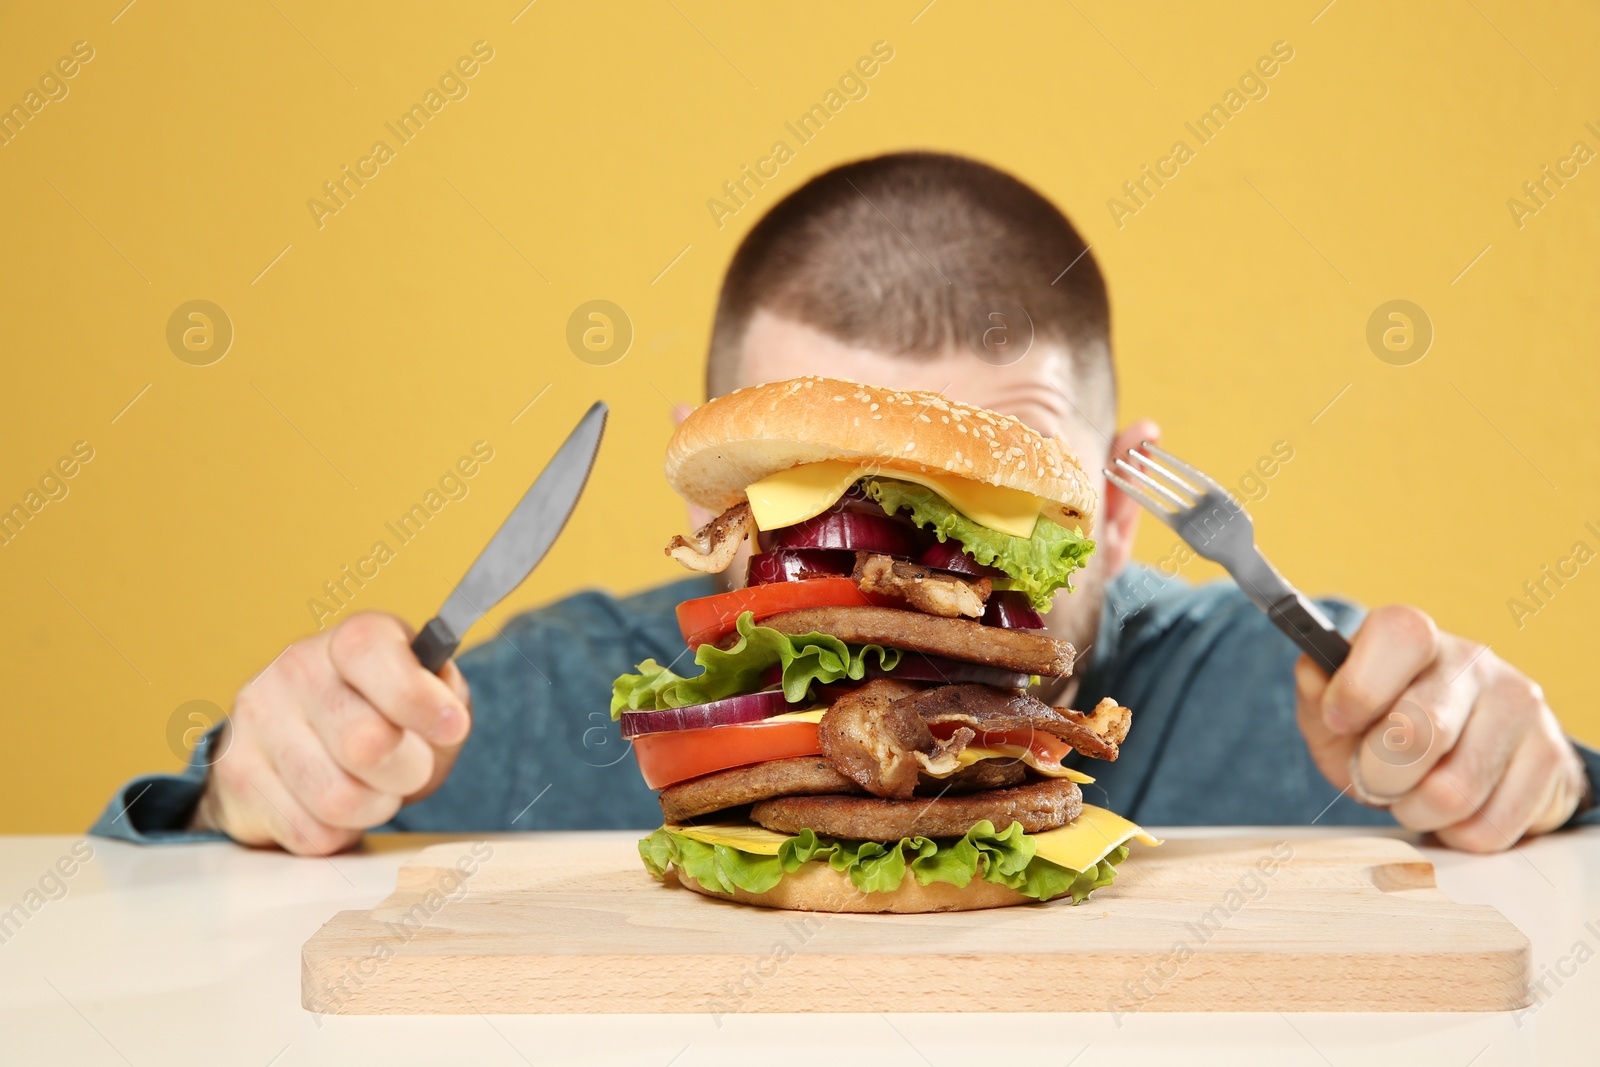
{"left": 619, "top": 689, "right": 797, "bottom": 738}
{"left": 746, "top": 548, "right": 857, "bottom": 587}
{"left": 982, "top": 590, "right": 1045, "bottom": 630}
{"left": 758, "top": 509, "right": 923, "bottom": 556}
{"left": 916, "top": 540, "right": 1006, "bottom": 579}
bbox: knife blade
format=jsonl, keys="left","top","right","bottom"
{"left": 410, "top": 400, "right": 607, "bottom": 672}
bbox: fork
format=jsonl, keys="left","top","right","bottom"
{"left": 1104, "top": 441, "right": 1351, "bottom": 676}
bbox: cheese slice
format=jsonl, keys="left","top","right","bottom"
{"left": 745, "top": 459, "right": 1043, "bottom": 538}
{"left": 667, "top": 820, "right": 791, "bottom": 855}
{"left": 947, "top": 745, "right": 1095, "bottom": 784}
{"left": 668, "top": 805, "right": 1159, "bottom": 871}
{"left": 746, "top": 460, "right": 862, "bottom": 531}
{"left": 895, "top": 470, "right": 1042, "bottom": 539}
{"left": 1028, "top": 804, "right": 1162, "bottom": 872}
{"left": 765, "top": 708, "right": 826, "bottom": 723}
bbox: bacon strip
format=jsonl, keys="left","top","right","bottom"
{"left": 665, "top": 503, "right": 752, "bottom": 574}
{"left": 818, "top": 679, "right": 973, "bottom": 799}
{"left": 852, "top": 552, "right": 990, "bottom": 618}
{"left": 898, "top": 685, "right": 1131, "bottom": 761}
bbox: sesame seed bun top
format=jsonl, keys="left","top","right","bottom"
{"left": 664, "top": 376, "right": 1096, "bottom": 532}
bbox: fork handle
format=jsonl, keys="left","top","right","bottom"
{"left": 1265, "top": 592, "right": 1351, "bottom": 676}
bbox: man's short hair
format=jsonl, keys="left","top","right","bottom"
{"left": 706, "top": 151, "right": 1113, "bottom": 415}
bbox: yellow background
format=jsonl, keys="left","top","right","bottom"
{"left": 2, "top": 2, "right": 1596, "bottom": 832}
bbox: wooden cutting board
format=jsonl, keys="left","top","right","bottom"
{"left": 301, "top": 831, "right": 1530, "bottom": 1014}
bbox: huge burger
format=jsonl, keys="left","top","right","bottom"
{"left": 613, "top": 376, "right": 1157, "bottom": 912}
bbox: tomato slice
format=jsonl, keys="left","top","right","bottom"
{"left": 632, "top": 720, "right": 822, "bottom": 790}
{"left": 929, "top": 721, "right": 1075, "bottom": 773}
{"left": 676, "top": 576, "right": 895, "bottom": 649}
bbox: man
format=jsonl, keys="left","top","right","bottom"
{"left": 94, "top": 152, "right": 1598, "bottom": 852}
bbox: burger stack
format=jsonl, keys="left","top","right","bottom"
{"left": 612, "top": 376, "right": 1156, "bottom": 913}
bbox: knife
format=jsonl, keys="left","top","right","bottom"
{"left": 410, "top": 401, "right": 608, "bottom": 673}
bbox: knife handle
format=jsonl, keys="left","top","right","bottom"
{"left": 411, "top": 617, "right": 460, "bottom": 675}
{"left": 1265, "top": 592, "right": 1351, "bottom": 677}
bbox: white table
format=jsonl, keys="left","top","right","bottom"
{"left": 1, "top": 827, "right": 1595, "bottom": 1066}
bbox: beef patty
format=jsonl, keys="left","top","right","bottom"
{"left": 735, "top": 606, "right": 1075, "bottom": 678}
{"left": 751, "top": 777, "right": 1082, "bottom": 840}
{"left": 658, "top": 756, "right": 862, "bottom": 822}
{"left": 657, "top": 750, "right": 1027, "bottom": 821}
{"left": 916, "top": 758, "right": 1026, "bottom": 795}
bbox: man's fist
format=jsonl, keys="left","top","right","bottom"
{"left": 1296, "top": 604, "right": 1587, "bottom": 852}
{"left": 190, "top": 612, "right": 472, "bottom": 855}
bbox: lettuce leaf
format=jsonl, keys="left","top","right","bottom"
{"left": 611, "top": 612, "right": 900, "bottom": 717}
{"left": 863, "top": 478, "right": 1095, "bottom": 611}
{"left": 639, "top": 829, "right": 787, "bottom": 894}
{"left": 640, "top": 821, "right": 1127, "bottom": 904}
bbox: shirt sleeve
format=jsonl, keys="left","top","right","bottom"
{"left": 1071, "top": 563, "right": 1385, "bottom": 827}
{"left": 1565, "top": 740, "right": 1600, "bottom": 828}
{"left": 1079, "top": 563, "right": 1600, "bottom": 834}
{"left": 85, "top": 578, "right": 710, "bottom": 845}
{"left": 386, "top": 578, "right": 709, "bottom": 833}
{"left": 88, "top": 723, "right": 228, "bottom": 844}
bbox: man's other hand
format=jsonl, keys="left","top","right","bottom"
{"left": 1296, "top": 605, "right": 1586, "bottom": 851}
{"left": 190, "top": 612, "right": 472, "bottom": 854}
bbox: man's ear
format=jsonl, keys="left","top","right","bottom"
{"left": 1096, "top": 418, "right": 1161, "bottom": 581}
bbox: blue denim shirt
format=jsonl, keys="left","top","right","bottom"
{"left": 91, "top": 564, "right": 1600, "bottom": 841}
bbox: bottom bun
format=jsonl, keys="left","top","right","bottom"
{"left": 672, "top": 863, "right": 1032, "bottom": 913}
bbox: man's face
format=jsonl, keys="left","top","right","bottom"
{"left": 729, "top": 310, "right": 1122, "bottom": 672}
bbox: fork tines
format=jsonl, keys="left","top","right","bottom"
{"left": 1104, "top": 441, "right": 1233, "bottom": 523}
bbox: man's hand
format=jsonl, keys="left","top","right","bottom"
{"left": 191, "top": 612, "right": 472, "bottom": 855}
{"left": 1296, "top": 605, "right": 1587, "bottom": 852}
